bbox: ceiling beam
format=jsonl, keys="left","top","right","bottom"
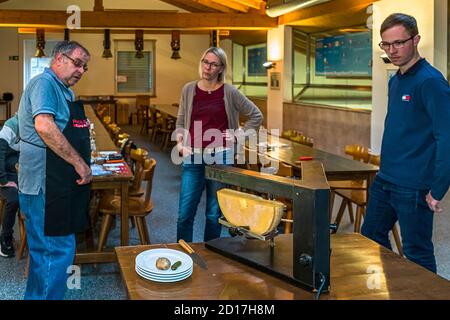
{"left": 93, "top": 0, "right": 104, "bottom": 12}
{"left": 0, "top": 10, "right": 277, "bottom": 29}
{"left": 158, "top": 0, "right": 218, "bottom": 12}
{"left": 279, "top": 0, "right": 377, "bottom": 25}
{"left": 212, "top": 0, "right": 249, "bottom": 13}
{"left": 230, "top": 0, "right": 263, "bottom": 10}
{"left": 164, "top": 0, "right": 238, "bottom": 13}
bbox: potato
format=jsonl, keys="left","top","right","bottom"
{"left": 155, "top": 257, "right": 171, "bottom": 270}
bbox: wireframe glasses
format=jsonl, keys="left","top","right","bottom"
{"left": 201, "top": 59, "right": 222, "bottom": 69}
{"left": 378, "top": 35, "right": 415, "bottom": 51}
{"left": 63, "top": 53, "right": 88, "bottom": 71}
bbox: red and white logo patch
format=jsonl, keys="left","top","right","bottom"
{"left": 402, "top": 94, "right": 411, "bottom": 102}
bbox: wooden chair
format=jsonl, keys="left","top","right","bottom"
{"left": 97, "top": 158, "right": 157, "bottom": 251}
{"left": 148, "top": 106, "right": 165, "bottom": 143}
{"left": 290, "top": 132, "right": 314, "bottom": 147}
{"left": 102, "top": 115, "right": 112, "bottom": 126}
{"left": 159, "top": 113, "right": 176, "bottom": 151}
{"left": 328, "top": 144, "right": 371, "bottom": 219}
{"left": 332, "top": 154, "right": 404, "bottom": 256}
{"left": 129, "top": 148, "right": 149, "bottom": 197}
{"left": 134, "top": 95, "right": 151, "bottom": 134}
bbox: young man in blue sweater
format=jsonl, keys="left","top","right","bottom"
{"left": 361, "top": 13, "right": 450, "bottom": 273}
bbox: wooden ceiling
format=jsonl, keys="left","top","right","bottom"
{"left": 159, "top": 0, "right": 266, "bottom": 14}
{"left": 0, "top": 0, "right": 378, "bottom": 44}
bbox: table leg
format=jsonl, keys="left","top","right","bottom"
{"left": 120, "top": 181, "right": 129, "bottom": 246}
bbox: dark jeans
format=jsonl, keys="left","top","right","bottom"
{"left": 0, "top": 186, "right": 19, "bottom": 240}
{"left": 177, "top": 150, "right": 233, "bottom": 242}
{"left": 361, "top": 175, "right": 436, "bottom": 273}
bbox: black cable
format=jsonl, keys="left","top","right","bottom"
{"left": 315, "top": 273, "right": 327, "bottom": 300}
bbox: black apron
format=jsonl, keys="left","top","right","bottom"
{"left": 44, "top": 100, "right": 91, "bottom": 236}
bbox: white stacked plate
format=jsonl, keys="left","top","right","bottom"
{"left": 135, "top": 248, "right": 193, "bottom": 282}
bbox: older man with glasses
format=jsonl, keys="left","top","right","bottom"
{"left": 361, "top": 13, "right": 450, "bottom": 273}
{"left": 17, "top": 40, "right": 92, "bottom": 299}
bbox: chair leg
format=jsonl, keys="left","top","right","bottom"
{"left": 136, "top": 217, "right": 150, "bottom": 245}
{"left": 329, "top": 191, "right": 335, "bottom": 222}
{"left": 17, "top": 232, "right": 27, "bottom": 260}
{"left": 354, "top": 205, "right": 364, "bottom": 233}
{"left": 17, "top": 212, "right": 28, "bottom": 260}
{"left": 97, "top": 214, "right": 113, "bottom": 252}
{"left": 24, "top": 256, "right": 30, "bottom": 278}
{"left": 347, "top": 201, "right": 355, "bottom": 223}
{"left": 130, "top": 216, "right": 136, "bottom": 229}
{"left": 332, "top": 197, "right": 348, "bottom": 233}
{"left": 141, "top": 217, "right": 151, "bottom": 244}
{"left": 391, "top": 223, "right": 404, "bottom": 257}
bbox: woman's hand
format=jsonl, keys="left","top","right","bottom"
{"left": 177, "top": 143, "right": 192, "bottom": 157}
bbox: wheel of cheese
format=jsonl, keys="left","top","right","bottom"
{"left": 217, "top": 188, "right": 285, "bottom": 235}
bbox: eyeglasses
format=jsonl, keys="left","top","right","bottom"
{"left": 201, "top": 59, "right": 222, "bottom": 69}
{"left": 378, "top": 35, "right": 415, "bottom": 51}
{"left": 63, "top": 53, "right": 88, "bottom": 71}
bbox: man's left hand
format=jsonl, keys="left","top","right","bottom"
{"left": 426, "top": 192, "right": 443, "bottom": 213}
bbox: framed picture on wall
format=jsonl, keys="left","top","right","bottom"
{"left": 270, "top": 72, "right": 280, "bottom": 90}
{"left": 246, "top": 43, "right": 267, "bottom": 77}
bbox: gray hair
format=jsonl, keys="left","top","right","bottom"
{"left": 198, "top": 47, "right": 228, "bottom": 83}
{"left": 50, "top": 41, "right": 90, "bottom": 65}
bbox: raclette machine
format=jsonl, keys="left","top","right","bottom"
{"left": 205, "top": 161, "right": 330, "bottom": 292}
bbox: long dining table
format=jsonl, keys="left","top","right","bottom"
{"left": 152, "top": 104, "right": 179, "bottom": 118}
{"left": 260, "top": 134, "right": 379, "bottom": 183}
{"left": 116, "top": 233, "right": 450, "bottom": 300}
{"left": 74, "top": 105, "right": 133, "bottom": 264}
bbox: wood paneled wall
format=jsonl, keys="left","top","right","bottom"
{"left": 283, "top": 102, "right": 371, "bottom": 156}
{"left": 249, "top": 97, "right": 371, "bottom": 156}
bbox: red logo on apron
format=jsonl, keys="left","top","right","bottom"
{"left": 72, "top": 119, "right": 89, "bottom": 128}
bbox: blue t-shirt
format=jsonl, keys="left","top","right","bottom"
{"left": 379, "top": 59, "right": 450, "bottom": 200}
{"left": 18, "top": 67, "right": 75, "bottom": 195}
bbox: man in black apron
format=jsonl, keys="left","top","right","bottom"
{"left": 17, "top": 41, "right": 92, "bottom": 300}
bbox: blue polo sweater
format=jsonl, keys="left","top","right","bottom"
{"left": 379, "top": 58, "right": 450, "bottom": 200}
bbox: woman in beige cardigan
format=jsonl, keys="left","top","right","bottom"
{"left": 175, "top": 46, "right": 262, "bottom": 242}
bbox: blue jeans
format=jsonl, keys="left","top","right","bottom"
{"left": 361, "top": 175, "right": 436, "bottom": 273}
{"left": 19, "top": 189, "right": 76, "bottom": 300}
{"left": 177, "top": 150, "right": 233, "bottom": 242}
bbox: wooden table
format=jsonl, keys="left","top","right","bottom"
{"left": 82, "top": 98, "right": 118, "bottom": 123}
{"left": 262, "top": 135, "right": 379, "bottom": 183}
{"left": 75, "top": 106, "right": 133, "bottom": 264}
{"left": 115, "top": 233, "right": 450, "bottom": 300}
{"left": 153, "top": 104, "right": 179, "bottom": 118}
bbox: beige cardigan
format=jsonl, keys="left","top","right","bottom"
{"left": 176, "top": 81, "right": 263, "bottom": 133}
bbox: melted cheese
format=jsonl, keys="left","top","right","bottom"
{"left": 217, "top": 189, "right": 285, "bottom": 235}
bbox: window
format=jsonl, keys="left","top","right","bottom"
{"left": 23, "top": 40, "right": 58, "bottom": 88}
{"left": 232, "top": 42, "right": 267, "bottom": 97}
{"left": 115, "top": 40, "right": 155, "bottom": 95}
{"left": 292, "top": 28, "right": 372, "bottom": 110}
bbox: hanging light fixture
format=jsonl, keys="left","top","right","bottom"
{"left": 35, "top": 28, "right": 46, "bottom": 57}
{"left": 64, "top": 28, "right": 70, "bottom": 41}
{"left": 210, "top": 30, "right": 219, "bottom": 48}
{"left": 135, "top": 30, "right": 144, "bottom": 59}
{"left": 170, "top": 30, "right": 181, "bottom": 59}
{"left": 102, "top": 29, "right": 113, "bottom": 58}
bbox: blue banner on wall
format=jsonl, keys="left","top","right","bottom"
{"left": 315, "top": 32, "right": 372, "bottom": 77}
